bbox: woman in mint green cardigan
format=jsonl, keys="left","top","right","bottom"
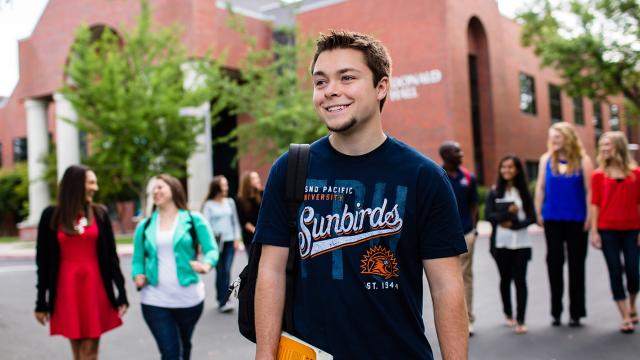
{"left": 132, "top": 174, "right": 218, "bottom": 360}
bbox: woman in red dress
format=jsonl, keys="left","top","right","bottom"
{"left": 35, "top": 165, "right": 128, "bottom": 359}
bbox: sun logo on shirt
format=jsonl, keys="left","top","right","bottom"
{"left": 360, "top": 245, "right": 399, "bottom": 279}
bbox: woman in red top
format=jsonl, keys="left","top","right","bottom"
{"left": 35, "top": 165, "right": 128, "bottom": 359}
{"left": 591, "top": 131, "right": 640, "bottom": 334}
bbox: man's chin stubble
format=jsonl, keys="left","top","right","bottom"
{"left": 326, "top": 117, "right": 357, "bottom": 133}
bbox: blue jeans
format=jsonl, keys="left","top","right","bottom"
{"left": 216, "top": 241, "right": 236, "bottom": 306}
{"left": 599, "top": 230, "right": 640, "bottom": 301}
{"left": 141, "top": 302, "right": 204, "bottom": 360}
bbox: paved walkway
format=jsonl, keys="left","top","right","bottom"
{"left": 2, "top": 222, "right": 640, "bottom": 359}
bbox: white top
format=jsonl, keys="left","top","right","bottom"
{"left": 140, "top": 216, "right": 205, "bottom": 308}
{"left": 495, "top": 188, "right": 532, "bottom": 250}
{"left": 202, "top": 198, "right": 242, "bottom": 242}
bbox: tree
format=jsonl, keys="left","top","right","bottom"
{"left": 519, "top": 0, "right": 640, "bottom": 116}
{"left": 222, "top": 14, "right": 326, "bottom": 164}
{"left": 0, "top": 163, "right": 28, "bottom": 222}
{"left": 62, "top": 0, "right": 230, "bottom": 207}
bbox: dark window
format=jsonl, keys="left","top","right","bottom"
{"left": 573, "top": 97, "right": 584, "bottom": 125}
{"left": 519, "top": 73, "right": 536, "bottom": 115}
{"left": 593, "top": 101, "right": 603, "bottom": 143}
{"left": 610, "top": 104, "right": 620, "bottom": 131}
{"left": 12, "top": 138, "right": 27, "bottom": 163}
{"left": 0, "top": 142, "right": 3, "bottom": 168}
{"left": 549, "top": 84, "right": 563, "bottom": 123}
{"left": 79, "top": 131, "right": 88, "bottom": 160}
{"left": 525, "top": 160, "right": 539, "bottom": 182}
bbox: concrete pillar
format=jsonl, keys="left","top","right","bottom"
{"left": 21, "top": 98, "right": 51, "bottom": 226}
{"left": 54, "top": 92, "right": 80, "bottom": 180}
{"left": 182, "top": 102, "right": 213, "bottom": 211}
{"left": 181, "top": 61, "right": 213, "bottom": 211}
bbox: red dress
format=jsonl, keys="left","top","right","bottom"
{"left": 49, "top": 217, "right": 122, "bottom": 339}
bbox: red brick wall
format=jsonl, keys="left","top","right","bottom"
{"left": 299, "top": 0, "right": 631, "bottom": 185}
{"left": 1, "top": 0, "right": 635, "bottom": 184}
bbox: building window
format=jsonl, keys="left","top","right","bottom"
{"left": 549, "top": 84, "right": 563, "bottom": 123}
{"left": 12, "top": 137, "right": 27, "bottom": 163}
{"left": 593, "top": 101, "right": 603, "bottom": 143}
{"left": 79, "top": 131, "right": 89, "bottom": 160}
{"left": 610, "top": 104, "right": 620, "bottom": 131}
{"left": 525, "top": 160, "right": 539, "bottom": 182}
{"left": 519, "top": 73, "right": 536, "bottom": 115}
{"left": 573, "top": 97, "right": 584, "bottom": 125}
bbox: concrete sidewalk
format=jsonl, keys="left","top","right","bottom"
{"left": 0, "top": 221, "right": 544, "bottom": 260}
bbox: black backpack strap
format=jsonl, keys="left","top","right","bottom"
{"left": 283, "top": 143, "right": 310, "bottom": 333}
{"left": 187, "top": 211, "right": 199, "bottom": 260}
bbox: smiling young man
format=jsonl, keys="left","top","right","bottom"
{"left": 254, "top": 31, "right": 468, "bottom": 360}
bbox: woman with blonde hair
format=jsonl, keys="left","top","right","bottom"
{"left": 590, "top": 131, "right": 640, "bottom": 333}
{"left": 236, "top": 171, "right": 263, "bottom": 253}
{"left": 535, "top": 122, "right": 593, "bottom": 327}
{"left": 132, "top": 174, "right": 218, "bottom": 359}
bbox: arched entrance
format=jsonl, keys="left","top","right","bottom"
{"left": 467, "top": 17, "right": 493, "bottom": 184}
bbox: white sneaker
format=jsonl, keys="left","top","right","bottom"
{"left": 218, "top": 303, "right": 234, "bottom": 313}
{"left": 468, "top": 323, "right": 475, "bottom": 337}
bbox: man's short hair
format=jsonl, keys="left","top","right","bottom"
{"left": 439, "top": 141, "right": 459, "bottom": 159}
{"left": 311, "top": 30, "right": 392, "bottom": 111}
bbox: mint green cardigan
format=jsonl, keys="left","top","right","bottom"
{"left": 131, "top": 210, "right": 218, "bottom": 286}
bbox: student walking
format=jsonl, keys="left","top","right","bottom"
{"left": 535, "top": 122, "right": 593, "bottom": 327}
{"left": 35, "top": 165, "right": 128, "bottom": 360}
{"left": 439, "top": 141, "right": 479, "bottom": 336}
{"left": 202, "top": 175, "right": 242, "bottom": 313}
{"left": 590, "top": 131, "right": 640, "bottom": 334}
{"left": 236, "top": 171, "right": 263, "bottom": 254}
{"left": 254, "top": 31, "right": 468, "bottom": 360}
{"left": 132, "top": 174, "right": 218, "bottom": 360}
{"left": 485, "top": 155, "right": 536, "bottom": 334}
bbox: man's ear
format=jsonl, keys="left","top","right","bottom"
{"left": 376, "top": 76, "right": 390, "bottom": 101}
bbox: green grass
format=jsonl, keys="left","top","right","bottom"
{"left": 115, "top": 236, "right": 133, "bottom": 244}
{"left": 0, "top": 236, "right": 20, "bottom": 243}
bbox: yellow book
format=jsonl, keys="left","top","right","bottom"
{"left": 276, "top": 332, "right": 333, "bottom": 360}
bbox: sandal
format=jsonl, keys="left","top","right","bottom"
{"left": 630, "top": 311, "right": 638, "bottom": 325}
{"left": 620, "top": 321, "right": 635, "bottom": 334}
{"left": 514, "top": 324, "right": 528, "bottom": 334}
{"left": 505, "top": 318, "right": 516, "bottom": 328}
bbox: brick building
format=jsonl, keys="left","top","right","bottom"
{"left": 0, "top": 0, "right": 634, "bottom": 237}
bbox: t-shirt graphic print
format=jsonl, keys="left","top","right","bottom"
{"left": 254, "top": 136, "right": 467, "bottom": 360}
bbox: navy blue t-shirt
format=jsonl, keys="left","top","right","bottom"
{"left": 447, "top": 169, "right": 479, "bottom": 234}
{"left": 254, "top": 136, "right": 467, "bottom": 360}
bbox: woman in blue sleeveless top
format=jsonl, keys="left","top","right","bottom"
{"left": 534, "top": 122, "right": 593, "bottom": 327}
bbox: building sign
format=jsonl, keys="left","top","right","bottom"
{"left": 389, "top": 69, "right": 443, "bottom": 101}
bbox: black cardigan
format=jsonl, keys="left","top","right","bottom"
{"left": 35, "top": 206, "right": 129, "bottom": 314}
{"left": 236, "top": 196, "right": 260, "bottom": 247}
{"left": 485, "top": 188, "right": 536, "bottom": 255}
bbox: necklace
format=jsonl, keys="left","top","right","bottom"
{"left": 74, "top": 217, "right": 88, "bottom": 234}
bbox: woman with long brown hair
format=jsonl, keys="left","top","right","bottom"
{"left": 590, "top": 131, "right": 640, "bottom": 333}
{"left": 485, "top": 155, "right": 536, "bottom": 334}
{"left": 132, "top": 174, "right": 218, "bottom": 359}
{"left": 535, "top": 122, "right": 593, "bottom": 327}
{"left": 202, "top": 175, "right": 242, "bottom": 313}
{"left": 236, "top": 171, "right": 263, "bottom": 253}
{"left": 35, "top": 165, "right": 128, "bottom": 359}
